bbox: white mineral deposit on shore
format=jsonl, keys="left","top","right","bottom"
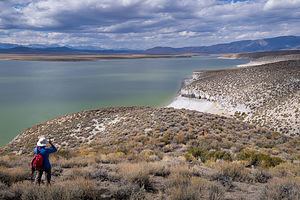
{"left": 166, "top": 96, "right": 231, "bottom": 116}
{"left": 237, "top": 61, "right": 269, "bottom": 67}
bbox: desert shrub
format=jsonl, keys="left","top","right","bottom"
{"left": 62, "top": 168, "right": 92, "bottom": 180}
{"left": 54, "top": 149, "right": 74, "bottom": 159}
{"left": 0, "top": 159, "right": 10, "bottom": 168}
{"left": 167, "top": 177, "right": 206, "bottom": 200}
{"left": 116, "top": 145, "right": 130, "bottom": 155}
{"left": 255, "top": 141, "right": 274, "bottom": 149}
{"left": 55, "top": 157, "right": 88, "bottom": 168}
{"left": 167, "top": 183, "right": 203, "bottom": 200}
{"left": 159, "top": 136, "right": 171, "bottom": 145}
{"left": 170, "top": 165, "right": 193, "bottom": 178}
{"left": 128, "top": 186, "right": 146, "bottom": 200}
{"left": 17, "top": 184, "right": 47, "bottom": 200}
{"left": 118, "top": 162, "right": 153, "bottom": 191}
{"left": 140, "top": 150, "right": 160, "bottom": 162}
{"left": 95, "top": 152, "right": 126, "bottom": 164}
{"left": 168, "top": 173, "right": 190, "bottom": 190}
{"left": 167, "top": 175, "right": 224, "bottom": 200}
{"left": 251, "top": 168, "right": 272, "bottom": 183}
{"left": 167, "top": 165, "right": 193, "bottom": 199}
{"left": 0, "top": 181, "right": 13, "bottom": 200}
{"left": 2, "top": 181, "right": 30, "bottom": 200}
{"left": 194, "top": 139, "right": 214, "bottom": 151}
{"left": 51, "top": 166, "right": 63, "bottom": 177}
{"left": 216, "top": 126, "right": 224, "bottom": 131}
{"left": 237, "top": 150, "right": 283, "bottom": 167}
{"left": 184, "top": 152, "right": 195, "bottom": 162}
{"left": 0, "top": 156, "right": 31, "bottom": 169}
{"left": 9, "top": 178, "right": 99, "bottom": 200}
{"left": 220, "top": 141, "right": 233, "bottom": 149}
{"left": 90, "top": 169, "right": 110, "bottom": 181}
{"left": 54, "top": 179, "right": 99, "bottom": 200}
{"left": 110, "top": 183, "right": 139, "bottom": 200}
{"left": 188, "top": 148, "right": 232, "bottom": 162}
{"left": 144, "top": 150, "right": 154, "bottom": 157}
{"left": 211, "top": 162, "right": 252, "bottom": 183}
{"left": 207, "top": 182, "right": 225, "bottom": 200}
{"left": 0, "top": 170, "right": 11, "bottom": 186}
{"left": 174, "top": 133, "right": 187, "bottom": 144}
{"left": 148, "top": 162, "right": 170, "bottom": 177}
{"left": 0, "top": 181, "right": 7, "bottom": 190}
{"left": 269, "top": 162, "right": 300, "bottom": 178}
{"left": 0, "top": 167, "right": 30, "bottom": 186}
{"left": 260, "top": 178, "right": 300, "bottom": 200}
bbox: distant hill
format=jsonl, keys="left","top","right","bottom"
{"left": 0, "top": 36, "right": 300, "bottom": 54}
{"left": 0, "top": 46, "right": 141, "bottom": 54}
{"left": 145, "top": 36, "right": 300, "bottom": 54}
{"left": 0, "top": 43, "right": 18, "bottom": 49}
{"left": 0, "top": 46, "right": 78, "bottom": 54}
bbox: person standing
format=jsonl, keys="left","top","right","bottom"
{"left": 34, "top": 137, "right": 57, "bottom": 185}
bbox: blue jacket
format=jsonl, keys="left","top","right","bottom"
{"left": 35, "top": 145, "right": 57, "bottom": 169}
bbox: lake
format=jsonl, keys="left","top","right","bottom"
{"left": 0, "top": 56, "right": 248, "bottom": 146}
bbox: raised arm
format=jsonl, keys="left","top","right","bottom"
{"left": 48, "top": 139, "right": 57, "bottom": 153}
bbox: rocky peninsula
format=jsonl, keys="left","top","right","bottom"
{"left": 222, "top": 50, "right": 300, "bottom": 66}
{"left": 169, "top": 59, "right": 300, "bottom": 136}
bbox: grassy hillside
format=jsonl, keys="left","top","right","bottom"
{"left": 0, "top": 106, "right": 299, "bottom": 199}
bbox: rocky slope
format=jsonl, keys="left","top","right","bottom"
{"left": 180, "top": 60, "right": 300, "bottom": 135}
{"left": 1, "top": 106, "right": 297, "bottom": 159}
{"left": 1, "top": 107, "right": 299, "bottom": 200}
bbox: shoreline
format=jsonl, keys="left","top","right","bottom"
{"left": 166, "top": 57, "right": 259, "bottom": 116}
{"left": 0, "top": 53, "right": 204, "bottom": 62}
{"left": 237, "top": 60, "right": 282, "bottom": 67}
{"left": 166, "top": 96, "right": 231, "bottom": 117}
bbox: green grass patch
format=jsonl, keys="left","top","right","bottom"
{"left": 238, "top": 150, "right": 283, "bottom": 168}
{"left": 186, "top": 148, "right": 232, "bottom": 162}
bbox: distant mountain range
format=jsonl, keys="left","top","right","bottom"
{"left": 145, "top": 36, "right": 300, "bottom": 54}
{"left": 0, "top": 46, "right": 140, "bottom": 54}
{"left": 0, "top": 36, "right": 300, "bottom": 54}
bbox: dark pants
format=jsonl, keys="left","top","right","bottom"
{"left": 35, "top": 168, "right": 51, "bottom": 185}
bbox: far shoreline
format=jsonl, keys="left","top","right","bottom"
{"left": 0, "top": 53, "right": 206, "bottom": 62}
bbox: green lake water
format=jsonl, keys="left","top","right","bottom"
{"left": 0, "top": 56, "right": 248, "bottom": 146}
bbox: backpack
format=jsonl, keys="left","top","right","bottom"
{"left": 31, "top": 146, "right": 44, "bottom": 172}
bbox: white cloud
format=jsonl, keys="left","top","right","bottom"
{"left": 264, "top": 0, "right": 300, "bottom": 10}
{"left": 0, "top": 0, "right": 299, "bottom": 49}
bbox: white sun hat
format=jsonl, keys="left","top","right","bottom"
{"left": 37, "top": 137, "right": 49, "bottom": 147}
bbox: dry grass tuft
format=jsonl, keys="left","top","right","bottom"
{"left": 118, "top": 162, "right": 153, "bottom": 191}
{"left": 0, "top": 167, "right": 30, "bottom": 186}
{"left": 147, "top": 162, "right": 170, "bottom": 177}
{"left": 268, "top": 162, "right": 300, "bottom": 178}
{"left": 54, "top": 157, "right": 88, "bottom": 168}
{"left": 260, "top": 178, "right": 300, "bottom": 200}
{"left": 210, "top": 162, "right": 252, "bottom": 183}
{"left": 3, "top": 178, "right": 99, "bottom": 200}
{"left": 95, "top": 152, "right": 126, "bottom": 164}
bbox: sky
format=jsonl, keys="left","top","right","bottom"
{"left": 0, "top": 0, "right": 300, "bottom": 49}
